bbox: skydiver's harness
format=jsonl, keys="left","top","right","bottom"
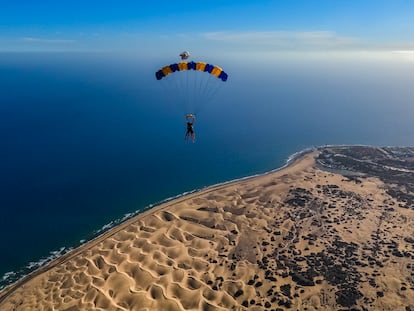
{"left": 186, "top": 114, "right": 195, "bottom": 134}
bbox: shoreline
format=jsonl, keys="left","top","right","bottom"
{"left": 0, "top": 146, "right": 316, "bottom": 302}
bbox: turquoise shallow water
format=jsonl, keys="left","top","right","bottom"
{"left": 1, "top": 53, "right": 413, "bottom": 288}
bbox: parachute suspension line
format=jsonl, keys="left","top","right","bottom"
{"left": 206, "top": 72, "right": 218, "bottom": 98}
{"left": 194, "top": 71, "right": 214, "bottom": 115}
{"left": 192, "top": 69, "right": 200, "bottom": 114}
{"left": 205, "top": 75, "right": 224, "bottom": 101}
{"left": 199, "top": 71, "right": 213, "bottom": 101}
{"left": 185, "top": 72, "right": 191, "bottom": 114}
{"left": 192, "top": 71, "right": 198, "bottom": 113}
{"left": 178, "top": 72, "right": 187, "bottom": 112}
{"left": 177, "top": 71, "right": 187, "bottom": 112}
{"left": 189, "top": 70, "right": 195, "bottom": 114}
{"left": 197, "top": 70, "right": 203, "bottom": 111}
{"left": 185, "top": 70, "right": 190, "bottom": 113}
{"left": 195, "top": 74, "right": 224, "bottom": 115}
{"left": 196, "top": 70, "right": 205, "bottom": 110}
{"left": 188, "top": 71, "right": 193, "bottom": 110}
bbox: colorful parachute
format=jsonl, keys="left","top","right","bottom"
{"left": 154, "top": 55, "right": 228, "bottom": 116}
{"left": 155, "top": 61, "right": 228, "bottom": 82}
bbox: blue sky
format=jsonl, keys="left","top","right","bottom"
{"left": 1, "top": 1, "right": 414, "bottom": 57}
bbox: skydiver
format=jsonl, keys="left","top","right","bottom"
{"left": 180, "top": 51, "right": 190, "bottom": 60}
{"left": 185, "top": 114, "right": 195, "bottom": 142}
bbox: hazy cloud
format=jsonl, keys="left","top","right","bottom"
{"left": 21, "top": 37, "right": 76, "bottom": 44}
{"left": 391, "top": 50, "right": 414, "bottom": 61}
{"left": 201, "top": 31, "right": 359, "bottom": 50}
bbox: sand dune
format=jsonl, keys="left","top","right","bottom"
{"left": 1, "top": 149, "right": 413, "bottom": 310}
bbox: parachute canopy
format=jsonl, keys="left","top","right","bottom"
{"left": 179, "top": 51, "right": 190, "bottom": 60}
{"left": 154, "top": 57, "right": 228, "bottom": 115}
{"left": 155, "top": 61, "right": 228, "bottom": 82}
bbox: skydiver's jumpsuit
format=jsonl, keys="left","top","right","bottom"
{"left": 185, "top": 121, "right": 195, "bottom": 142}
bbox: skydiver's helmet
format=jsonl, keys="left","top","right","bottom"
{"left": 180, "top": 51, "right": 190, "bottom": 60}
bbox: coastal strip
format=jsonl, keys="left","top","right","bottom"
{"left": 1, "top": 146, "right": 413, "bottom": 310}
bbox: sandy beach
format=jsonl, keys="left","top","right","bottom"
{"left": 1, "top": 148, "right": 413, "bottom": 310}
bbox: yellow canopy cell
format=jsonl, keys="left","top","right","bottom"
{"left": 162, "top": 66, "right": 173, "bottom": 76}
{"left": 196, "top": 62, "right": 206, "bottom": 71}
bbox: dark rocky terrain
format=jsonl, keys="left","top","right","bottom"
{"left": 317, "top": 146, "right": 414, "bottom": 210}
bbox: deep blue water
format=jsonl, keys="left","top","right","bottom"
{"left": 1, "top": 52, "right": 413, "bottom": 288}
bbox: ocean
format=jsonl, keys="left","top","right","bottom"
{"left": 1, "top": 52, "right": 413, "bottom": 288}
